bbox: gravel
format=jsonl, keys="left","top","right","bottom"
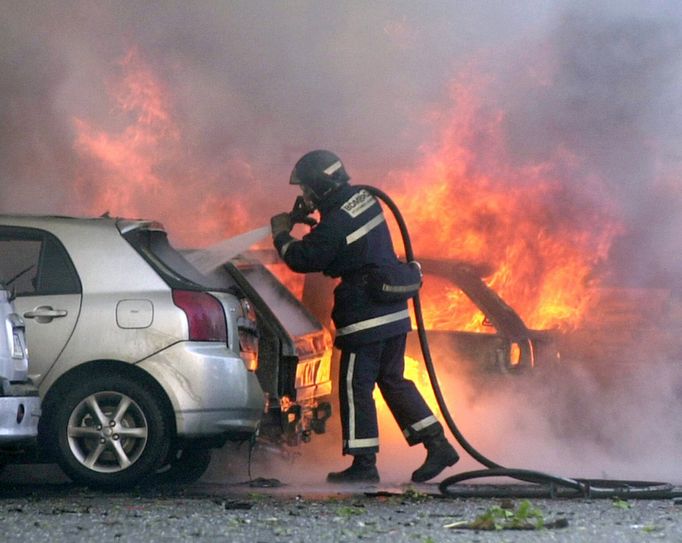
{"left": 1, "top": 474, "right": 680, "bottom": 543}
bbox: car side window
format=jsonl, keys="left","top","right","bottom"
{"left": 0, "top": 227, "right": 81, "bottom": 296}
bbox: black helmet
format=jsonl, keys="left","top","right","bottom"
{"left": 289, "top": 150, "right": 350, "bottom": 204}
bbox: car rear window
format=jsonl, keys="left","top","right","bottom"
{"left": 123, "top": 228, "right": 233, "bottom": 291}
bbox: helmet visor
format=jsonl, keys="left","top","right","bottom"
{"left": 289, "top": 169, "right": 302, "bottom": 185}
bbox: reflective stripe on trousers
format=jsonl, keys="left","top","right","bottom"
{"left": 339, "top": 335, "right": 438, "bottom": 454}
{"left": 343, "top": 352, "right": 380, "bottom": 451}
{"left": 402, "top": 415, "right": 439, "bottom": 438}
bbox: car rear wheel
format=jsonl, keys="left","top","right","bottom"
{"left": 53, "top": 375, "right": 170, "bottom": 488}
{"left": 154, "top": 447, "right": 212, "bottom": 484}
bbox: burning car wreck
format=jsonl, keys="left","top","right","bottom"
{"left": 281, "top": 254, "right": 560, "bottom": 380}
{"left": 406, "top": 259, "right": 561, "bottom": 376}
{"left": 198, "top": 252, "right": 334, "bottom": 449}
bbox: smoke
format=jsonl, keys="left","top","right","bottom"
{"left": 463, "top": 359, "right": 682, "bottom": 483}
{"left": 496, "top": 8, "right": 682, "bottom": 289}
{"left": 203, "top": 351, "right": 682, "bottom": 487}
{"left": 3, "top": 2, "right": 682, "bottom": 485}
{"left": 3, "top": 2, "right": 681, "bottom": 271}
{"left": 0, "top": 2, "right": 561, "bottom": 222}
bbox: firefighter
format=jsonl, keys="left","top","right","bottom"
{"left": 270, "top": 150, "right": 459, "bottom": 483}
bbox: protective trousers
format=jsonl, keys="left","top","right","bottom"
{"left": 339, "top": 334, "right": 442, "bottom": 455}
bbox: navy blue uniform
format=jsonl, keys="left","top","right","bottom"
{"left": 274, "top": 185, "right": 441, "bottom": 455}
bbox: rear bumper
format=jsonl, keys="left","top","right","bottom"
{"left": 138, "top": 342, "right": 265, "bottom": 438}
{"left": 0, "top": 396, "right": 41, "bottom": 444}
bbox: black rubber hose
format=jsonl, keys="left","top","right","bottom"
{"left": 356, "top": 185, "right": 504, "bottom": 469}
{"left": 357, "top": 185, "right": 676, "bottom": 500}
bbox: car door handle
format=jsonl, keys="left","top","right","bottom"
{"left": 24, "top": 307, "right": 68, "bottom": 320}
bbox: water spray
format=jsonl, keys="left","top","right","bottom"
{"left": 186, "top": 226, "right": 271, "bottom": 274}
{"left": 188, "top": 197, "right": 318, "bottom": 275}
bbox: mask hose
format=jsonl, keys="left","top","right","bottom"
{"left": 356, "top": 184, "right": 676, "bottom": 499}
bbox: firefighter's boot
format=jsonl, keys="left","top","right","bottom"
{"left": 327, "top": 454, "right": 380, "bottom": 484}
{"left": 411, "top": 431, "right": 459, "bottom": 483}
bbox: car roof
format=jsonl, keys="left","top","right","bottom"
{"left": 0, "top": 214, "right": 165, "bottom": 234}
{"left": 0, "top": 214, "right": 170, "bottom": 293}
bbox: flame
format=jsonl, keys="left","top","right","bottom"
{"left": 73, "top": 48, "right": 177, "bottom": 217}
{"left": 257, "top": 76, "right": 622, "bottom": 338}
{"left": 65, "top": 48, "right": 638, "bottom": 452}
{"left": 71, "top": 50, "right": 620, "bottom": 336}
{"left": 72, "top": 48, "right": 264, "bottom": 248}
{"left": 374, "top": 355, "right": 439, "bottom": 414}
{"left": 389, "top": 75, "right": 622, "bottom": 332}
{"left": 265, "top": 73, "right": 624, "bottom": 414}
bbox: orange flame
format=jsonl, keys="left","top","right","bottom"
{"left": 73, "top": 50, "right": 621, "bottom": 339}
{"left": 72, "top": 48, "right": 264, "bottom": 248}
{"left": 264, "top": 76, "right": 622, "bottom": 341}
{"left": 375, "top": 355, "right": 439, "bottom": 414}
{"left": 389, "top": 76, "right": 622, "bottom": 332}
{"left": 73, "top": 48, "right": 177, "bottom": 217}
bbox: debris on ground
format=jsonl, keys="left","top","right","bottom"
{"left": 444, "top": 499, "right": 569, "bottom": 530}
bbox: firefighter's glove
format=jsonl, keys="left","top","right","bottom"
{"left": 270, "top": 212, "right": 293, "bottom": 238}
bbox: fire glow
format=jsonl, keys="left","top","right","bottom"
{"left": 389, "top": 78, "right": 622, "bottom": 333}
{"left": 73, "top": 48, "right": 622, "bottom": 342}
{"left": 72, "top": 49, "right": 264, "bottom": 248}
{"left": 73, "top": 48, "right": 178, "bottom": 219}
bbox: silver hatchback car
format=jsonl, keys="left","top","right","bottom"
{"left": 0, "top": 215, "right": 264, "bottom": 488}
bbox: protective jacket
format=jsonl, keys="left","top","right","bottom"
{"left": 273, "top": 184, "right": 411, "bottom": 348}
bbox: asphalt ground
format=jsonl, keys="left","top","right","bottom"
{"left": 1, "top": 462, "right": 681, "bottom": 543}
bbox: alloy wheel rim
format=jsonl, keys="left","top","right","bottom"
{"left": 67, "top": 391, "right": 149, "bottom": 473}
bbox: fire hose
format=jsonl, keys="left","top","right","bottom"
{"left": 346, "top": 185, "right": 678, "bottom": 500}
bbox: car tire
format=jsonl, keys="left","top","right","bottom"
{"left": 52, "top": 374, "right": 170, "bottom": 488}
{"left": 153, "top": 447, "right": 212, "bottom": 485}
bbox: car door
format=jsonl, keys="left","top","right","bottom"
{"left": 0, "top": 226, "right": 82, "bottom": 385}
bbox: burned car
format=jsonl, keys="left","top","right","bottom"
{"left": 0, "top": 215, "right": 265, "bottom": 488}
{"left": 0, "top": 283, "right": 41, "bottom": 455}
{"left": 404, "top": 259, "right": 560, "bottom": 375}
{"left": 190, "top": 250, "right": 333, "bottom": 449}
{"left": 292, "top": 256, "right": 559, "bottom": 379}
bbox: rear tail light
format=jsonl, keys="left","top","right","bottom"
{"left": 238, "top": 326, "right": 259, "bottom": 371}
{"left": 172, "top": 290, "right": 227, "bottom": 342}
{"left": 238, "top": 298, "right": 259, "bottom": 372}
{"left": 6, "top": 315, "right": 27, "bottom": 360}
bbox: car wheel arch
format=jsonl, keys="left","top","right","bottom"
{"left": 39, "top": 359, "right": 176, "bottom": 453}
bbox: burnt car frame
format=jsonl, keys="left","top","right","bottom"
{"left": 235, "top": 250, "right": 560, "bottom": 384}
{"left": 406, "top": 259, "right": 560, "bottom": 375}
{"left": 290, "top": 255, "right": 559, "bottom": 380}
{"left": 196, "top": 251, "right": 333, "bottom": 449}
